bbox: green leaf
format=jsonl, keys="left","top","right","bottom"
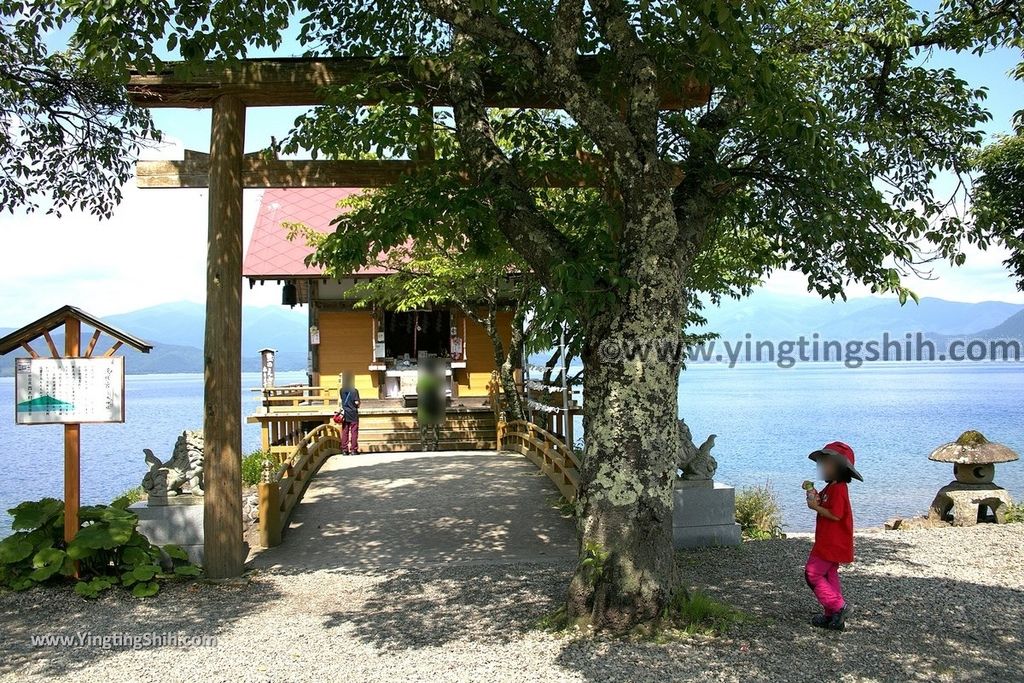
{"left": 69, "top": 518, "right": 135, "bottom": 551}
{"left": 172, "top": 564, "right": 201, "bottom": 577}
{"left": 9, "top": 498, "right": 63, "bottom": 531}
{"left": 28, "top": 548, "right": 66, "bottom": 582}
{"left": 74, "top": 577, "right": 115, "bottom": 599}
{"left": 121, "top": 546, "right": 150, "bottom": 566}
{"left": 0, "top": 534, "right": 34, "bottom": 564}
{"left": 65, "top": 542, "right": 97, "bottom": 561}
{"left": 131, "top": 580, "right": 160, "bottom": 598}
{"left": 162, "top": 544, "right": 189, "bottom": 562}
{"left": 131, "top": 564, "right": 160, "bottom": 582}
{"left": 10, "top": 576, "right": 35, "bottom": 591}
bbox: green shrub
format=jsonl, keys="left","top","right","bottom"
{"left": 548, "top": 495, "right": 578, "bottom": 518}
{"left": 111, "top": 486, "right": 144, "bottom": 509}
{"left": 666, "top": 589, "right": 746, "bottom": 635}
{"left": 0, "top": 498, "right": 200, "bottom": 598}
{"left": 580, "top": 540, "right": 610, "bottom": 586}
{"left": 241, "top": 450, "right": 271, "bottom": 486}
{"left": 735, "top": 482, "right": 785, "bottom": 540}
{"left": 1004, "top": 503, "right": 1024, "bottom": 523}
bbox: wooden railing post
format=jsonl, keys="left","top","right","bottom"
{"left": 503, "top": 419, "right": 579, "bottom": 501}
{"left": 258, "top": 461, "right": 282, "bottom": 548}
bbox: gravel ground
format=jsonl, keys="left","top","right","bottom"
{"left": 0, "top": 525, "right": 1021, "bottom": 683}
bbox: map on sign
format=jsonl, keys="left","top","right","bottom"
{"left": 14, "top": 357, "right": 125, "bottom": 424}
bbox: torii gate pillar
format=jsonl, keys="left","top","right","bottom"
{"left": 203, "top": 95, "right": 246, "bottom": 578}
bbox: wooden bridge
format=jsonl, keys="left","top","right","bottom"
{"left": 252, "top": 413, "right": 581, "bottom": 561}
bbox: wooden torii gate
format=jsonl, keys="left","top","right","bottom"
{"left": 126, "top": 57, "right": 708, "bottom": 578}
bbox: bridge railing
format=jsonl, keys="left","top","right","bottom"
{"left": 498, "top": 419, "right": 580, "bottom": 501}
{"left": 252, "top": 385, "right": 337, "bottom": 413}
{"left": 257, "top": 422, "right": 342, "bottom": 547}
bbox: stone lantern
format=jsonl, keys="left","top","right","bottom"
{"left": 927, "top": 430, "right": 1018, "bottom": 526}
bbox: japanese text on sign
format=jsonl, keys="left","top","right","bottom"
{"left": 14, "top": 357, "right": 125, "bottom": 424}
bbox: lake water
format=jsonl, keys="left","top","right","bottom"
{"left": 676, "top": 361, "right": 1024, "bottom": 532}
{"left": 0, "top": 364, "right": 1021, "bottom": 535}
{"left": 0, "top": 371, "right": 308, "bottom": 534}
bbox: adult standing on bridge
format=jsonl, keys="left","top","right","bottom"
{"left": 338, "top": 372, "right": 360, "bottom": 455}
{"left": 417, "top": 357, "right": 445, "bottom": 451}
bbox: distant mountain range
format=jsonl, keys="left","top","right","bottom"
{"left": 688, "top": 292, "right": 1024, "bottom": 363}
{"left": 697, "top": 292, "right": 1024, "bottom": 341}
{"left": 0, "top": 302, "right": 308, "bottom": 376}
{"left": 1, "top": 294, "right": 1022, "bottom": 375}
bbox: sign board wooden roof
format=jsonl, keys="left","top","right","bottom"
{"left": 0, "top": 306, "right": 153, "bottom": 356}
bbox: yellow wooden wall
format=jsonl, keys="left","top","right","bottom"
{"left": 459, "top": 309, "right": 516, "bottom": 396}
{"left": 315, "top": 307, "right": 517, "bottom": 398}
{"left": 318, "top": 310, "right": 379, "bottom": 395}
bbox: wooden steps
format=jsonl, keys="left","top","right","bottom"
{"left": 253, "top": 401, "right": 499, "bottom": 454}
{"left": 353, "top": 411, "right": 497, "bottom": 452}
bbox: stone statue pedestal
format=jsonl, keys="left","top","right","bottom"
{"left": 673, "top": 479, "right": 741, "bottom": 548}
{"left": 927, "top": 482, "right": 1014, "bottom": 526}
{"left": 131, "top": 494, "right": 205, "bottom": 565}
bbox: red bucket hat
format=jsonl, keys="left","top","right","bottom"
{"left": 808, "top": 441, "right": 863, "bottom": 482}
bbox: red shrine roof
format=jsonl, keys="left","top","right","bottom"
{"left": 243, "top": 187, "right": 397, "bottom": 280}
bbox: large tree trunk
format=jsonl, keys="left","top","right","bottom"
{"left": 565, "top": 190, "right": 690, "bottom": 631}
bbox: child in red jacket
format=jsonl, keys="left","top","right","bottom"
{"left": 803, "top": 441, "right": 862, "bottom": 632}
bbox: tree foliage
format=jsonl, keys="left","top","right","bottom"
{"left": 0, "top": 2, "right": 158, "bottom": 216}
{"left": 972, "top": 133, "right": 1024, "bottom": 289}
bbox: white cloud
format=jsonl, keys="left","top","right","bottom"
{"left": 0, "top": 138, "right": 280, "bottom": 325}
{"left": 763, "top": 242, "right": 1024, "bottom": 303}
{"left": 2, "top": 136, "right": 1022, "bottom": 328}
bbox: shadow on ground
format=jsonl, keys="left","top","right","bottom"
{"left": 311, "top": 530, "right": 1022, "bottom": 681}
{"left": 321, "top": 561, "right": 574, "bottom": 650}
{"left": 0, "top": 577, "right": 281, "bottom": 680}
{"left": 557, "top": 533, "right": 1024, "bottom": 682}
{"left": 248, "top": 450, "right": 578, "bottom": 573}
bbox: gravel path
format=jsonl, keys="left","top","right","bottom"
{"left": 1, "top": 524, "right": 1021, "bottom": 682}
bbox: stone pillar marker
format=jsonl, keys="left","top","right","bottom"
{"left": 260, "top": 347, "right": 276, "bottom": 388}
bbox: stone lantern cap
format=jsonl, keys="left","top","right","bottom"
{"left": 928, "top": 430, "right": 1020, "bottom": 465}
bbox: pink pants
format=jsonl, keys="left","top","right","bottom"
{"left": 805, "top": 554, "right": 845, "bottom": 615}
{"left": 341, "top": 420, "right": 359, "bottom": 452}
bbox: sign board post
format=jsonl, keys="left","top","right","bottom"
{"left": 0, "top": 306, "right": 152, "bottom": 546}
{"left": 65, "top": 315, "right": 80, "bottom": 545}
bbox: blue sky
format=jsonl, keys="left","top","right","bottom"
{"left": 0, "top": 10, "right": 1022, "bottom": 325}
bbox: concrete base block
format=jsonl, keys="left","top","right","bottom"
{"left": 130, "top": 501, "right": 205, "bottom": 566}
{"left": 673, "top": 480, "right": 741, "bottom": 549}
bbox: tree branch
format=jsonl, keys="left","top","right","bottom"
{"left": 419, "top": 0, "right": 645, "bottom": 191}
{"left": 446, "top": 33, "right": 580, "bottom": 287}
{"left": 588, "top": 0, "right": 660, "bottom": 151}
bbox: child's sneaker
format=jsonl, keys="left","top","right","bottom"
{"left": 811, "top": 604, "right": 849, "bottom": 631}
{"left": 826, "top": 604, "right": 849, "bottom": 630}
{"left": 810, "top": 614, "right": 830, "bottom": 628}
